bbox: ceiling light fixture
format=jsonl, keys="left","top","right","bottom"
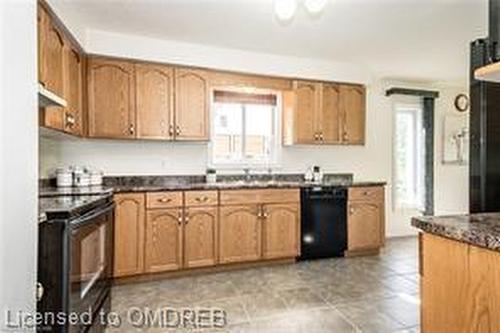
{"left": 304, "top": 0, "right": 328, "bottom": 14}
{"left": 274, "top": 0, "right": 297, "bottom": 22}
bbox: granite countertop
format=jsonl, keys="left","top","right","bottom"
{"left": 39, "top": 180, "right": 387, "bottom": 196}
{"left": 38, "top": 194, "right": 111, "bottom": 223}
{"left": 412, "top": 213, "right": 500, "bottom": 252}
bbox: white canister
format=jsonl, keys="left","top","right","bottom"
{"left": 56, "top": 168, "right": 73, "bottom": 187}
{"left": 73, "top": 169, "right": 91, "bottom": 187}
{"left": 89, "top": 170, "right": 103, "bottom": 186}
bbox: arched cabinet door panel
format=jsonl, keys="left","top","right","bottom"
{"left": 262, "top": 203, "right": 300, "bottom": 259}
{"left": 88, "top": 57, "right": 136, "bottom": 139}
{"left": 174, "top": 68, "right": 210, "bottom": 141}
{"left": 340, "top": 85, "right": 366, "bottom": 145}
{"left": 113, "top": 193, "right": 145, "bottom": 277}
{"left": 347, "top": 202, "right": 382, "bottom": 251}
{"left": 136, "top": 64, "right": 174, "bottom": 140}
{"left": 184, "top": 207, "right": 218, "bottom": 268}
{"left": 294, "top": 81, "right": 319, "bottom": 144}
{"left": 219, "top": 205, "right": 261, "bottom": 264}
{"left": 145, "top": 209, "right": 183, "bottom": 273}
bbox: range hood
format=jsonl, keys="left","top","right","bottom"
{"left": 38, "top": 83, "right": 67, "bottom": 108}
{"left": 474, "top": 0, "right": 500, "bottom": 82}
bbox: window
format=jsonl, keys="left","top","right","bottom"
{"left": 211, "top": 90, "right": 279, "bottom": 167}
{"left": 393, "top": 103, "right": 425, "bottom": 210}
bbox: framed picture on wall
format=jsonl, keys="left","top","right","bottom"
{"left": 442, "top": 114, "right": 469, "bottom": 165}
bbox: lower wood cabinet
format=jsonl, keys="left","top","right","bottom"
{"left": 113, "top": 189, "right": 301, "bottom": 278}
{"left": 262, "top": 203, "right": 300, "bottom": 259}
{"left": 219, "top": 205, "right": 262, "bottom": 264}
{"left": 113, "top": 193, "right": 145, "bottom": 278}
{"left": 144, "top": 208, "right": 183, "bottom": 273}
{"left": 184, "top": 206, "right": 218, "bottom": 268}
{"left": 347, "top": 186, "right": 385, "bottom": 253}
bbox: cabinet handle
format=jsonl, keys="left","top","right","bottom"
{"left": 256, "top": 207, "right": 263, "bottom": 218}
{"left": 343, "top": 132, "right": 348, "bottom": 141}
{"left": 313, "top": 133, "right": 319, "bottom": 141}
{"left": 184, "top": 211, "right": 190, "bottom": 225}
{"left": 195, "top": 196, "right": 209, "bottom": 203}
{"left": 168, "top": 124, "right": 174, "bottom": 137}
{"left": 319, "top": 132, "right": 324, "bottom": 141}
{"left": 363, "top": 191, "right": 370, "bottom": 196}
{"left": 129, "top": 124, "right": 135, "bottom": 135}
{"left": 175, "top": 125, "right": 181, "bottom": 136}
{"left": 157, "top": 197, "right": 172, "bottom": 203}
{"left": 177, "top": 211, "right": 183, "bottom": 225}
{"left": 65, "top": 113, "right": 75, "bottom": 128}
{"left": 349, "top": 207, "right": 354, "bottom": 215}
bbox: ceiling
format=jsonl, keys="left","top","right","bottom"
{"left": 52, "top": 0, "right": 487, "bottom": 84}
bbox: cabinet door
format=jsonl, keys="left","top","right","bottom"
{"left": 114, "top": 193, "right": 145, "bottom": 277}
{"left": 37, "top": 3, "right": 48, "bottom": 85}
{"left": 145, "top": 209, "right": 183, "bottom": 273}
{"left": 63, "top": 46, "right": 83, "bottom": 135}
{"left": 347, "top": 202, "right": 382, "bottom": 251}
{"left": 340, "top": 85, "right": 365, "bottom": 145}
{"left": 88, "top": 58, "right": 136, "bottom": 139}
{"left": 319, "top": 83, "right": 340, "bottom": 144}
{"left": 184, "top": 207, "right": 218, "bottom": 268}
{"left": 262, "top": 203, "right": 300, "bottom": 259}
{"left": 174, "top": 68, "right": 210, "bottom": 141}
{"left": 136, "top": 64, "right": 174, "bottom": 140}
{"left": 219, "top": 205, "right": 261, "bottom": 264}
{"left": 41, "top": 11, "right": 65, "bottom": 97}
{"left": 294, "top": 81, "right": 319, "bottom": 144}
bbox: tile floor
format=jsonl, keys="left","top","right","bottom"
{"left": 108, "top": 237, "right": 419, "bottom": 333}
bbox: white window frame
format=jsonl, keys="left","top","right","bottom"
{"left": 208, "top": 87, "right": 282, "bottom": 170}
{"left": 392, "top": 101, "right": 425, "bottom": 211}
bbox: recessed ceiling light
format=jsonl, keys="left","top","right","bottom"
{"left": 304, "top": 0, "right": 328, "bottom": 14}
{"left": 274, "top": 0, "right": 297, "bottom": 22}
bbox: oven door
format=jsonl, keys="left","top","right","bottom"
{"left": 69, "top": 202, "right": 114, "bottom": 333}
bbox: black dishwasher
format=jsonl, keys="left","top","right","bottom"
{"left": 300, "top": 186, "right": 347, "bottom": 260}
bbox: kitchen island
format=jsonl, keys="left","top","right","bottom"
{"left": 412, "top": 213, "right": 500, "bottom": 333}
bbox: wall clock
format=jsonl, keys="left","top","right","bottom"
{"left": 454, "top": 94, "right": 469, "bottom": 112}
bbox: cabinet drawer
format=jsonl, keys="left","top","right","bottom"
{"left": 349, "top": 186, "right": 384, "bottom": 202}
{"left": 146, "top": 192, "right": 183, "bottom": 209}
{"left": 185, "top": 190, "right": 218, "bottom": 207}
{"left": 220, "top": 189, "right": 300, "bottom": 205}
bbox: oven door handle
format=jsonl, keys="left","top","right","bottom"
{"left": 71, "top": 202, "right": 115, "bottom": 229}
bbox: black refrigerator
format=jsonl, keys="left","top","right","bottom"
{"left": 469, "top": 38, "right": 500, "bottom": 213}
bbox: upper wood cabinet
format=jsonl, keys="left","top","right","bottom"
{"left": 113, "top": 193, "right": 145, "bottom": 278}
{"left": 87, "top": 58, "right": 136, "bottom": 139}
{"left": 38, "top": 4, "right": 65, "bottom": 97}
{"left": 340, "top": 85, "right": 366, "bottom": 145}
{"left": 174, "top": 68, "right": 210, "bottom": 141}
{"left": 135, "top": 64, "right": 174, "bottom": 140}
{"left": 262, "top": 203, "right": 300, "bottom": 259}
{"left": 320, "top": 83, "right": 341, "bottom": 144}
{"left": 293, "top": 81, "right": 318, "bottom": 144}
{"left": 283, "top": 81, "right": 365, "bottom": 145}
{"left": 144, "top": 208, "right": 183, "bottom": 273}
{"left": 219, "top": 205, "right": 262, "bottom": 264}
{"left": 184, "top": 206, "right": 218, "bottom": 268}
{"left": 63, "top": 45, "right": 83, "bottom": 135}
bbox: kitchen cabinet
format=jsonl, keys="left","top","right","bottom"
{"left": 113, "top": 193, "right": 145, "bottom": 277}
{"left": 320, "top": 83, "right": 341, "bottom": 143}
{"left": 262, "top": 203, "right": 300, "bottom": 259}
{"left": 420, "top": 233, "right": 500, "bottom": 332}
{"left": 63, "top": 45, "right": 83, "bottom": 135}
{"left": 174, "top": 68, "right": 210, "bottom": 141}
{"left": 184, "top": 206, "right": 218, "bottom": 268}
{"left": 347, "top": 186, "right": 385, "bottom": 254}
{"left": 340, "top": 85, "right": 366, "bottom": 144}
{"left": 135, "top": 64, "right": 175, "bottom": 140}
{"left": 219, "top": 205, "right": 262, "bottom": 264}
{"left": 283, "top": 81, "right": 365, "bottom": 145}
{"left": 38, "top": 3, "right": 65, "bottom": 99}
{"left": 87, "top": 57, "right": 136, "bottom": 139}
{"left": 293, "top": 81, "right": 318, "bottom": 144}
{"left": 144, "top": 209, "right": 183, "bottom": 273}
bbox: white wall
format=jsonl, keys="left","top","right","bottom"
{"left": 39, "top": 30, "right": 469, "bottom": 237}
{"left": 0, "top": 0, "right": 38, "bottom": 331}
